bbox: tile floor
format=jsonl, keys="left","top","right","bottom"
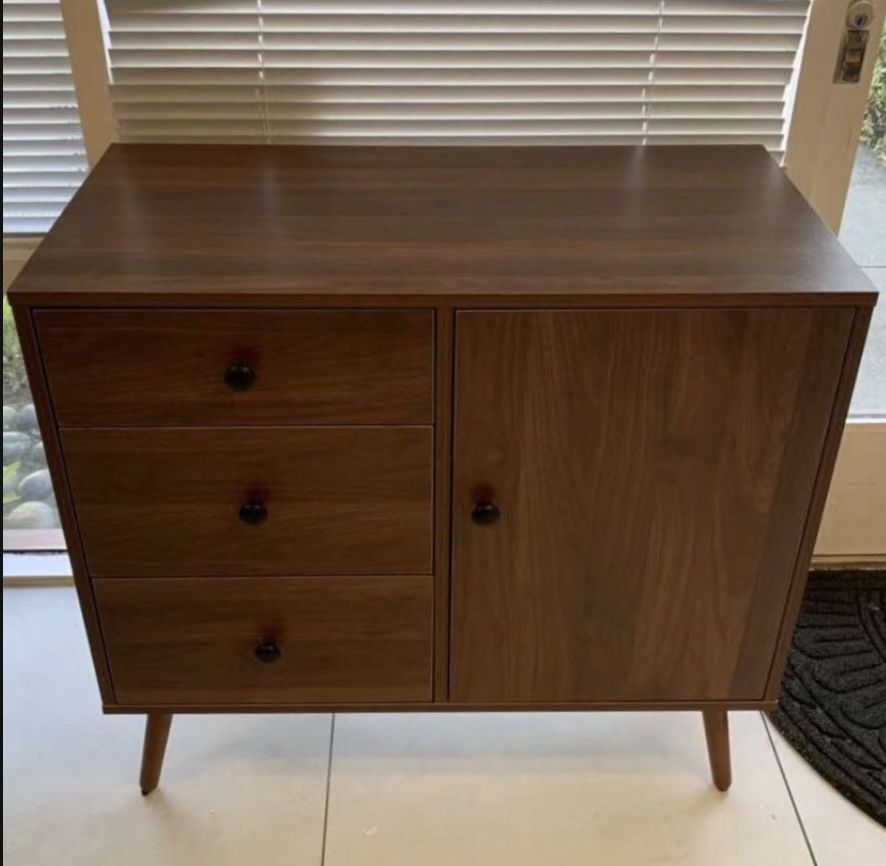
{"left": 3, "top": 587, "right": 884, "bottom": 866}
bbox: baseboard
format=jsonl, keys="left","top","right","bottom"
{"left": 3, "top": 575, "right": 74, "bottom": 588}
{"left": 814, "top": 421, "right": 886, "bottom": 560}
{"left": 2, "top": 553, "right": 72, "bottom": 584}
{"left": 810, "top": 555, "right": 886, "bottom": 570}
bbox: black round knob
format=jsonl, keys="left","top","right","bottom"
{"left": 254, "top": 638, "right": 281, "bottom": 664}
{"left": 239, "top": 501, "right": 267, "bottom": 526}
{"left": 471, "top": 499, "right": 500, "bottom": 526}
{"left": 224, "top": 363, "right": 256, "bottom": 392}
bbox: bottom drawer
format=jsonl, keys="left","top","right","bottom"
{"left": 95, "top": 576, "right": 432, "bottom": 705}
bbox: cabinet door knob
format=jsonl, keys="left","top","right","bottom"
{"left": 239, "top": 501, "right": 267, "bottom": 525}
{"left": 224, "top": 362, "right": 256, "bottom": 391}
{"left": 471, "top": 499, "right": 500, "bottom": 526}
{"left": 254, "top": 638, "right": 281, "bottom": 664}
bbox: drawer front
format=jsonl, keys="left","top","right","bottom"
{"left": 36, "top": 309, "right": 433, "bottom": 425}
{"left": 63, "top": 427, "right": 433, "bottom": 577}
{"left": 95, "top": 576, "right": 433, "bottom": 705}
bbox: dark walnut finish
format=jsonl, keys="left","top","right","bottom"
{"left": 8, "top": 143, "right": 876, "bottom": 796}
{"left": 36, "top": 309, "right": 433, "bottom": 426}
{"left": 61, "top": 426, "right": 433, "bottom": 577}
{"left": 140, "top": 713, "right": 172, "bottom": 796}
{"left": 95, "top": 576, "right": 433, "bottom": 705}
{"left": 451, "top": 308, "right": 852, "bottom": 703}
{"left": 11, "top": 144, "right": 873, "bottom": 308}
{"left": 703, "top": 710, "right": 732, "bottom": 794}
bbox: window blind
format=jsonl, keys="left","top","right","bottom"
{"left": 106, "top": 0, "right": 809, "bottom": 153}
{"left": 3, "top": 0, "right": 88, "bottom": 235}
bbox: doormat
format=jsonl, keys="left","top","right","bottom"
{"left": 769, "top": 571, "right": 886, "bottom": 826}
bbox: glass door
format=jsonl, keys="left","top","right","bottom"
{"left": 840, "top": 30, "right": 886, "bottom": 419}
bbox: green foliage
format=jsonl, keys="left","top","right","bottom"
{"left": 861, "top": 29, "right": 886, "bottom": 162}
{"left": 4, "top": 461, "right": 22, "bottom": 506}
{"left": 2, "top": 293, "right": 17, "bottom": 352}
{"left": 3, "top": 293, "right": 29, "bottom": 407}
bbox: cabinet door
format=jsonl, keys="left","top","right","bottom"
{"left": 451, "top": 309, "right": 852, "bottom": 703}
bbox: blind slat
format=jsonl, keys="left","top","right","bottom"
{"left": 3, "top": 0, "right": 87, "bottom": 234}
{"left": 74, "top": 2, "right": 814, "bottom": 163}
{"left": 106, "top": 0, "right": 810, "bottom": 150}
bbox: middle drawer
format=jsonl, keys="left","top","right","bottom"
{"left": 62, "top": 427, "right": 433, "bottom": 578}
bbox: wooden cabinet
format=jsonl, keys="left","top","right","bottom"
{"left": 9, "top": 143, "right": 876, "bottom": 795}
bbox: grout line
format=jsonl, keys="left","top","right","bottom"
{"left": 761, "top": 712, "right": 819, "bottom": 866}
{"left": 319, "top": 714, "right": 336, "bottom": 866}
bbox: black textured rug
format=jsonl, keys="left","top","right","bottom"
{"left": 769, "top": 571, "right": 886, "bottom": 826}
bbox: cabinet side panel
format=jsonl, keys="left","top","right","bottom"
{"left": 732, "top": 306, "right": 864, "bottom": 695}
{"left": 764, "top": 305, "right": 873, "bottom": 699}
{"left": 11, "top": 306, "right": 116, "bottom": 704}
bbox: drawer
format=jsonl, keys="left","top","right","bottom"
{"left": 62, "top": 427, "right": 432, "bottom": 577}
{"left": 95, "top": 576, "right": 432, "bottom": 705}
{"left": 36, "top": 309, "right": 433, "bottom": 425}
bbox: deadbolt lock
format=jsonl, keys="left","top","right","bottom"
{"left": 835, "top": 1, "right": 875, "bottom": 83}
{"left": 846, "top": 0, "right": 874, "bottom": 28}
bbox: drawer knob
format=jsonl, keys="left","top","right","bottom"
{"left": 254, "top": 638, "right": 281, "bottom": 664}
{"left": 471, "top": 499, "right": 500, "bottom": 526}
{"left": 239, "top": 501, "right": 268, "bottom": 526}
{"left": 224, "top": 363, "right": 256, "bottom": 392}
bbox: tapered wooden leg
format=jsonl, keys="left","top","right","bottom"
{"left": 702, "top": 709, "right": 732, "bottom": 792}
{"left": 140, "top": 712, "right": 173, "bottom": 795}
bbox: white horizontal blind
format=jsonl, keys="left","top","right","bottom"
{"left": 647, "top": 1, "right": 808, "bottom": 151}
{"left": 3, "top": 0, "right": 88, "bottom": 235}
{"left": 106, "top": 0, "right": 809, "bottom": 153}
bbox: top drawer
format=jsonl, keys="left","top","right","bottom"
{"left": 35, "top": 309, "right": 433, "bottom": 426}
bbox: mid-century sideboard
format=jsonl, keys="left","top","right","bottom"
{"left": 9, "top": 143, "right": 876, "bottom": 795}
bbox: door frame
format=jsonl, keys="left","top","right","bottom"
{"left": 785, "top": 0, "right": 886, "bottom": 563}
{"left": 815, "top": 422, "right": 886, "bottom": 563}
{"left": 784, "top": 0, "right": 885, "bottom": 232}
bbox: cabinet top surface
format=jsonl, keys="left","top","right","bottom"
{"left": 10, "top": 143, "right": 876, "bottom": 308}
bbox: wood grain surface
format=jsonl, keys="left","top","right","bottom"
{"left": 7, "top": 143, "right": 875, "bottom": 722}
{"left": 62, "top": 427, "right": 433, "bottom": 577}
{"left": 95, "top": 576, "right": 432, "bottom": 705}
{"left": 764, "top": 306, "right": 874, "bottom": 699}
{"left": 37, "top": 309, "right": 433, "bottom": 426}
{"left": 8, "top": 144, "right": 876, "bottom": 308}
{"left": 10, "top": 308, "right": 116, "bottom": 703}
{"left": 139, "top": 713, "right": 172, "bottom": 795}
{"left": 432, "top": 309, "right": 453, "bottom": 700}
{"left": 451, "top": 308, "right": 853, "bottom": 703}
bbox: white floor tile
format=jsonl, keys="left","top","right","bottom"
{"left": 765, "top": 718, "right": 886, "bottom": 866}
{"left": 2, "top": 587, "right": 331, "bottom": 866}
{"left": 324, "top": 710, "right": 813, "bottom": 866}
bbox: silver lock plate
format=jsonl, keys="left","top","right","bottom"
{"left": 835, "top": 28, "right": 870, "bottom": 83}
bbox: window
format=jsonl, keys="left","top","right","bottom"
{"left": 3, "top": 0, "right": 86, "bottom": 545}
{"left": 3, "top": 0, "right": 816, "bottom": 551}
{"left": 3, "top": 0, "right": 89, "bottom": 234}
{"left": 840, "top": 28, "right": 885, "bottom": 418}
{"left": 104, "top": 0, "right": 810, "bottom": 157}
